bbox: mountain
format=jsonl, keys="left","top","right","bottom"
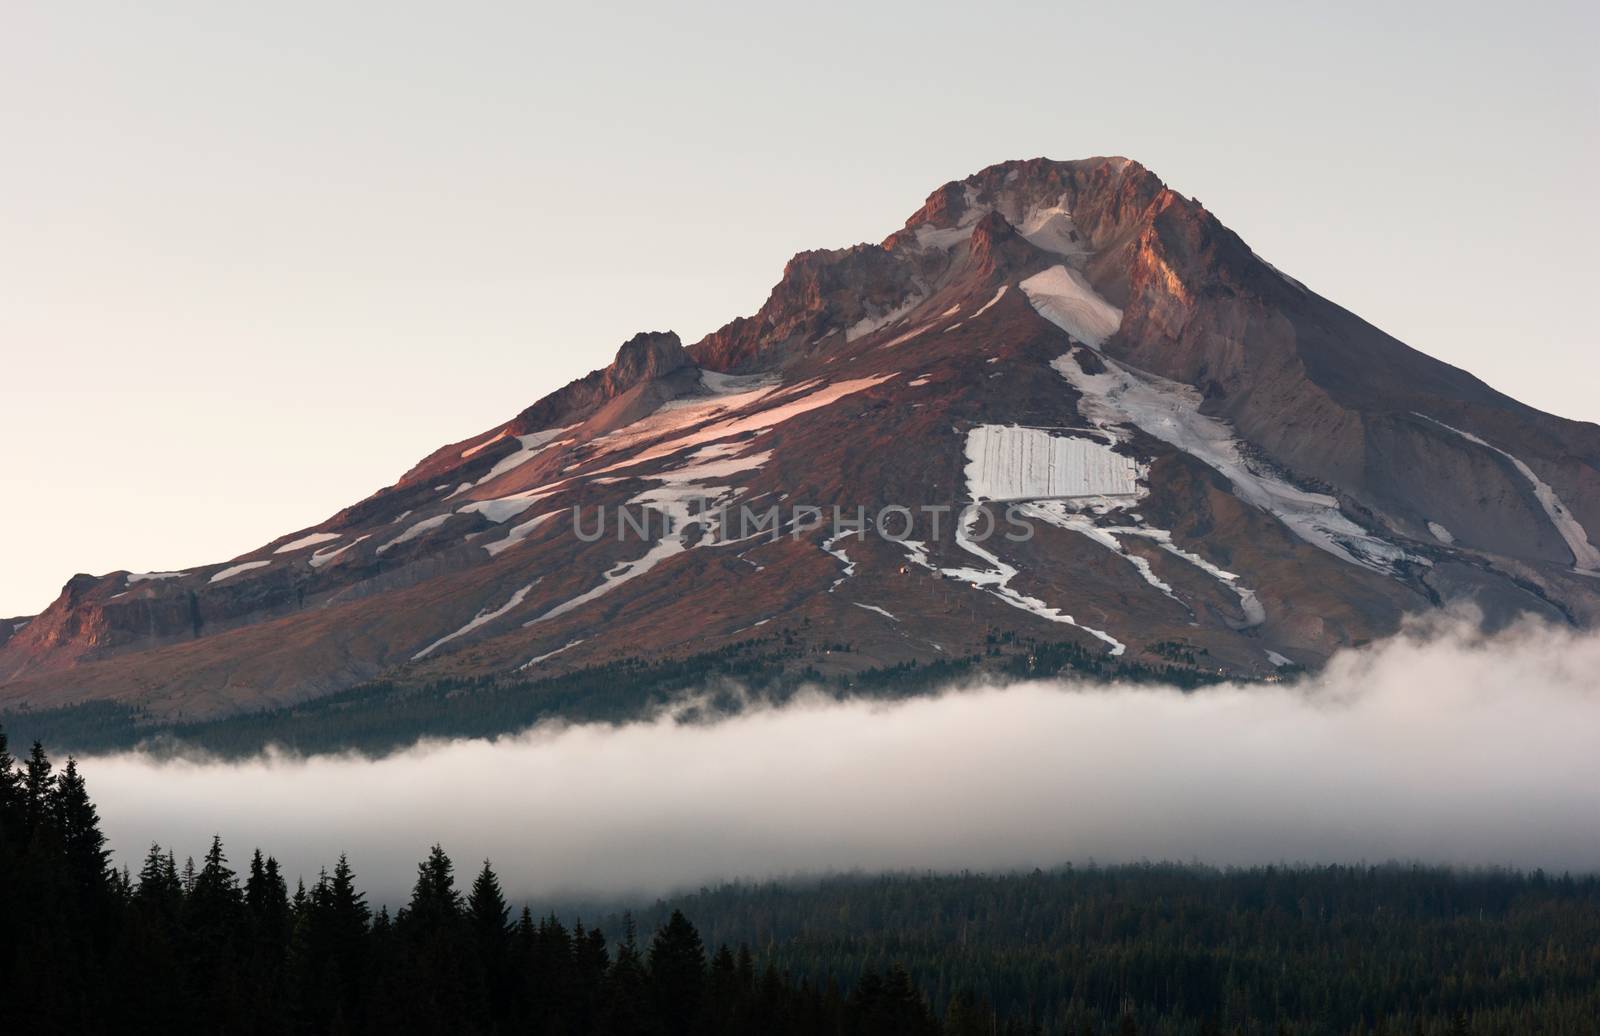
{"left": 4, "top": 157, "right": 1598, "bottom": 735}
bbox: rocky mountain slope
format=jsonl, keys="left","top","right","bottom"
{"left": 4, "top": 157, "right": 1597, "bottom": 727}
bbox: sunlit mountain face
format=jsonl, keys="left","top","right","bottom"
{"left": 4, "top": 157, "right": 1598, "bottom": 755}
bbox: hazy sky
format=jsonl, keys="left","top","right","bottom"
{"left": 3, "top": 0, "right": 1596, "bottom": 617}
{"left": 85, "top": 617, "right": 1600, "bottom": 906}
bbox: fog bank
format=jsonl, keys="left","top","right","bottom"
{"left": 86, "top": 616, "right": 1600, "bottom": 906}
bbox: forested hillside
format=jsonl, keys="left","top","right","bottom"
{"left": 613, "top": 867, "right": 1600, "bottom": 1034}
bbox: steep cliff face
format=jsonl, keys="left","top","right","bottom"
{"left": 1092, "top": 167, "right": 1600, "bottom": 572}
{"left": 3, "top": 156, "right": 1596, "bottom": 724}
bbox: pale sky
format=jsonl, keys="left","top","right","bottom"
{"left": 2, "top": 0, "right": 1595, "bottom": 618}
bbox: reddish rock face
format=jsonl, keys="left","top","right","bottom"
{"left": 3, "top": 156, "right": 1596, "bottom": 724}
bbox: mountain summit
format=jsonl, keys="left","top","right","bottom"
{"left": 5, "top": 157, "right": 1598, "bottom": 734}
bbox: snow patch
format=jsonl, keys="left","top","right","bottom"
{"left": 1023, "top": 501, "right": 1265, "bottom": 627}
{"left": 484, "top": 511, "right": 560, "bottom": 558}
{"left": 1018, "top": 199, "right": 1090, "bottom": 257}
{"left": 518, "top": 638, "right": 584, "bottom": 671}
{"left": 596, "top": 376, "right": 893, "bottom": 473}
{"left": 461, "top": 428, "right": 511, "bottom": 459}
{"left": 1019, "top": 266, "right": 1123, "bottom": 348}
{"left": 591, "top": 377, "right": 781, "bottom": 460}
{"left": 457, "top": 497, "right": 541, "bottom": 524}
{"left": 413, "top": 579, "right": 542, "bottom": 660}
{"left": 655, "top": 450, "right": 772, "bottom": 486}
{"left": 1019, "top": 503, "right": 1178, "bottom": 602}
{"left": 528, "top": 453, "right": 761, "bottom": 622}
{"left": 1427, "top": 521, "right": 1456, "bottom": 545}
{"left": 127, "top": 571, "right": 187, "bottom": 583}
{"left": 971, "top": 284, "right": 1008, "bottom": 319}
{"left": 310, "top": 536, "right": 369, "bottom": 569}
{"left": 699, "top": 370, "right": 773, "bottom": 395}
{"left": 209, "top": 560, "right": 270, "bottom": 584}
{"left": 273, "top": 531, "right": 341, "bottom": 554}
{"left": 963, "top": 425, "right": 1140, "bottom": 502}
{"left": 377, "top": 514, "right": 453, "bottom": 554}
{"left": 853, "top": 603, "right": 899, "bottom": 622}
{"left": 1048, "top": 350, "right": 1417, "bottom": 575}
{"left": 846, "top": 296, "right": 923, "bottom": 342}
{"left": 941, "top": 507, "right": 1126, "bottom": 655}
{"left": 1417, "top": 414, "right": 1600, "bottom": 572}
{"left": 881, "top": 323, "right": 932, "bottom": 348}
{"left": 822, "top": 529, "right": 859, "bottom": 592}
{"left": 1265, "top": 649, "right": 1296, "bottom": 668}
{"left": 469, "top": 426, "right": 576, "bottom": 489}
{"left": 911, "top": 187, "right": 986, "bottom": 250}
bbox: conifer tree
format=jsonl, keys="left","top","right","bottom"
{"left": 405, "top": 843, "right": 463, "bottom": 925}
{"left": 467, "top": 859, "right": 510, "bottom": 946}
{"left": 190, "top": 835, "right": 243, "bottom": 921}
{"left": 397, "top": 843, "right": 481, "bottom": 1032}
{"left": 0, "top": 725, "right": 22, "bottom": 832}
{"left": 325, "top": 854, "right": 370, "bottom": 1004}
{"left": 649, "top": 909, "right": 708, "bottom": 1035}
{"left": 467, "top": 860, "right": 511, "bottom": 1026}
{"left": 572, "top": 921, "right": 611, "bottom": 1031}
{"left": 136, "top": 842, "right": 183, "bottom": 919}
{"left": 23, "top": 740, "right": 54, "bottom": 835}
{"left": 601, "top": 916, "right": 655, "bottom": 1036}
{"left": 52, "top": 757, "right": 111, "bottom": 898}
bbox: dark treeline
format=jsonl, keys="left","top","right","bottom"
{"left": 0, "top": 729, "right": 941, "bottom": 1035}
{"left": 611, "top": 867, "right": 1600, "bottom": 1035}
{"left": 5, "top": 731, "right": 1598, "bottom": 1035}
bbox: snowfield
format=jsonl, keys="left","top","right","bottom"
{"left": 1017, "top": 265, "right": 1418, "bottom": 577}
{"left": 1019, "top": 266, "right": 1123, "bottom": 347}
{"left": 964, "top": 425, "right": 1140, "bottom": 502}
{"left": 1046, "top": 351, "right": 1416, "bottom": 574}
{"left": 1017, "top": 200, "right": 1091, "bottom": 257}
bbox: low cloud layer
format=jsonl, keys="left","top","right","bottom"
{"left": 85, "top": 615, "right": 1600, "bottom": 906}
